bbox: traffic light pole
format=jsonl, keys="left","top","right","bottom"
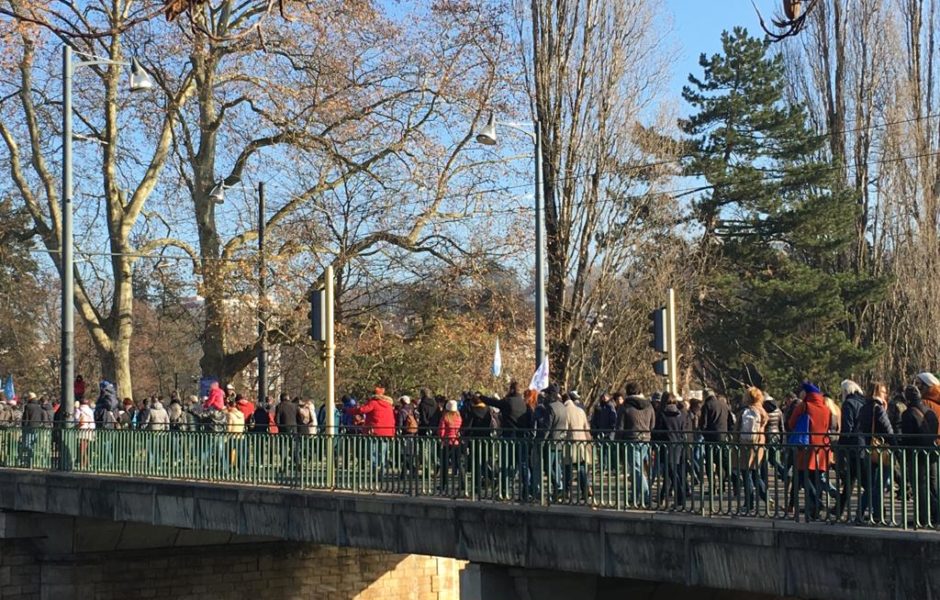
{"left": 667, "top": 287, "right": 678, "bottom": 395}
{"left": 324, "top": 265, "right": 336, "bottom": 488}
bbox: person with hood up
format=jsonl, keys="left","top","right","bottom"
{"left": 143, "top": 398, "right": 169, "bottom": 431}
{"left": 654, "top": 391, "right": 689, "bottom": 508}
{"left": 437, "top": 399, "right": 463, "bottom": 495}
{"left": 339, "top": 396, "right": 360, "bottom": 434}
{"left": 616, "top": 382, "right": 654, "bottom": 505}
{"left": 834, "top": 379, "right": 866, "bottom": 519}
{"left": 900, "top": 384, "right": 939, "bottom": 522}
{"left": 787, "top": 382, "right": 832, "bottom": 521}
{"left": 417, "top": 388, "right": 440, "bottom": 435}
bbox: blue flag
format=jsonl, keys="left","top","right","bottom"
{"left": 3, "top": 375, "right": 15, "bottom": 402}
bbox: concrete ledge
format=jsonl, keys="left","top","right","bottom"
{"left": 0, "top": 469, "right": 938, "bottom": 599}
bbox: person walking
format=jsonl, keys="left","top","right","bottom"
{"left": 787, "top": 382, "right": 832, "bottom": 521}
{"left": 855, "top": 382, "right": 893, "bottom": 523}
{"left": 835, "top": 380, "right": 866, "bottom": 520}
{"left": 900, "top": 384, "right": 940, "bottom": 523}
{"left": 654, "top": 391, "right": 689, "bottom": 508}
{"left": 738, "top": 388, "right": 769, "bottom": 511}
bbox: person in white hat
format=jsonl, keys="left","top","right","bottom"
{"left": 438, "top": 399, "right": 463, "bottom": 494}
{"left": 915, "top": 372, "right": 940, "bottom": 421}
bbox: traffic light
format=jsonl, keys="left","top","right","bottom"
{"left": 648, "top": 307, "right": 667, "bottom": 353}
{"left": 653, "top": 358, "right": 669, "bottom": 377}
{"left": 310, "top": 288, "right": 326, "bottom": 342}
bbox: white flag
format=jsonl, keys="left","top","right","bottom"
{"left": 528, "top": 357, "right": 549, "bottom": 391}
{"left": 491, "top": 338, "right": 502, "bottom": 378}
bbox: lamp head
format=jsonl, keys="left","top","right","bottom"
{"left": 129, "top": 58, "right": 154, "bottom": 92}
{"left": 475, "top": 113, "right": 497, "bottom": 146}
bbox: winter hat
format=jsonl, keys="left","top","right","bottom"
{"left": 399, "top": 395, "right": 411, "bottom": 405}
{"left": 445, "top": 400, "right": 458, "bottom": 412}
{"left": 568, "top": 390, "right": 581, "bottom": 401}
{"left": 917, "top": 373, "right": 940, "bottom": 388}
{"left": 225, "top": 383, "right": 236, "bottom": 391}
{"left": 26, "top": 392, "right": 37, "bottom": 400}
{"left": 840, "top": 379, "right": 863, "bottom": 400}
{"left": 801, "top": 382, "right": 821, "bottom": 395}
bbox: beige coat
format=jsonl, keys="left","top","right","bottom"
{"left": 564, "top": 400, "right": 593, "bottom": 465}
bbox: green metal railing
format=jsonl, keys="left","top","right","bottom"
{"left": 1, "top": 425, "right": 938, "bottom": 531}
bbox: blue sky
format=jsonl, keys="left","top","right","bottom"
{"left": 666, "top": 0, "right": 765, "bottom": 100}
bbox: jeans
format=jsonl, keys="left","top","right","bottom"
{"left": 743, "top": 468, "right": 766, "bottom": 510}
{"left": 546, "top": 441, "right": 564, "bottom": 496}
{"left": 796, "top": 470, "right": 822, "bottom": 520}
{"left": 860, "top": 455, "right": 887, "bottom": 522}
{"left": 440, "top": 444, "right": 463, "bottom": 494}
{"left": 563, "top": 461, "right": 590, "bottom": 501}
{"left": 628, "top": 443, "right": 651, "bottom": 506}
{"left": 659, "top": 459, "right": 686, "bottom": 507}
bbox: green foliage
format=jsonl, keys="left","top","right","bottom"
{"left": 683, "top": 28, "right": 884, "bottom": 394}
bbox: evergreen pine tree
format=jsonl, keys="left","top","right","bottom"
{"left": 682, "top": 28, "right": 883, "bottom": 392}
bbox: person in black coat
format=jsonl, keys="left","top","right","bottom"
{"left": 654, "top": 392, "right": 689, "bottom": 507}
{"left": 275, "top": 393, "right": 299, "bottom": 434}
{"left": 481, "top": 382, "right": 527, "bottom": 439}
{"left": 590, "top": 393, "right": 617, "bottom": 439}
{"left": 699, "top": 391, "right": 733, "bottom": 442}
{"left": 901, "top": 385, "right": 939, "bottom": 521}
{"left": 854, "top": 383, "right": 894, "bottom": 522}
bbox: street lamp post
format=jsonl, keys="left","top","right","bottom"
{"left": 60, "top": 46, "right": 153, "bottom": 420}
{"left": 476, "top": 115, "right": 547, "bottom": 369}
{"left": 257, "top": 182, "right": 267, "bottom": 402}
{"left": 208, "top": 179, "right": 268, "bottom": 400}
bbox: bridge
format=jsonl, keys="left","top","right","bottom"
{"left": 0, "top": 428, "right": 938, "bottom": 599}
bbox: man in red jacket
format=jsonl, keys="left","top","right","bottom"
{"left": 345, "top": 387, "right": 396, "bottom": 437}
{"left": 345, "top": 387, "right": 396, "bottom": 478}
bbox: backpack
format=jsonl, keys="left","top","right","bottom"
{"left": 788, "top": 406, "right": 812, "bottom": 446}
{"left": 404, "top": 410, "right": 419, "bottom": 435}
{"left": 739, "top": 408, "right": 761, "bottom": 443}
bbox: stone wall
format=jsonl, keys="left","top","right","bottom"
{"left": 0, "top": 539, "right": 41, "bottom": 599}
{"left": 0, "top": 533, "right": 465, "bottom": 600}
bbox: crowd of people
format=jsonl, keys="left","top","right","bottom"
{"left": 2, "top": 371, "right": 940, "bottom": 523}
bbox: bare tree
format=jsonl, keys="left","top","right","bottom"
{"left": 518, "top": 0, "right": 678, "bottom": 388}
